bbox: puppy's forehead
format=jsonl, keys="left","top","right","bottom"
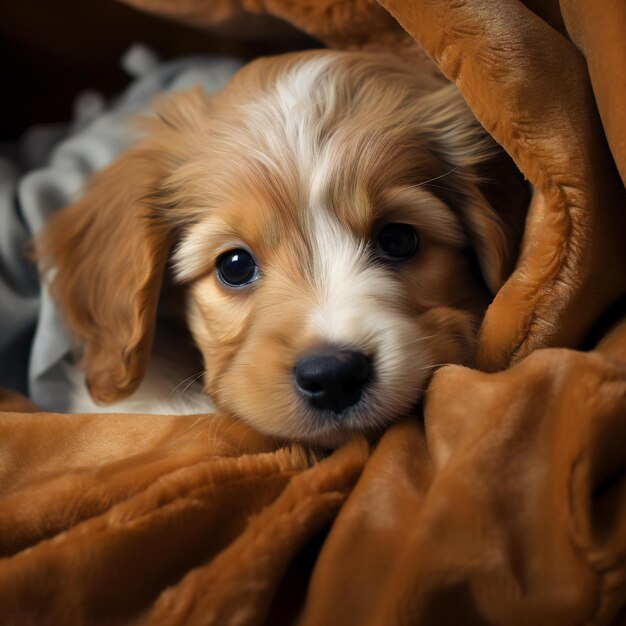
{"left": 238, "top": 56, "right": 375, "bottom": 231}
{"left": 211, "top": 54, "right": 438, "bottom": 228}
{"left": 174, "top": 53, "right": 464, "bottom": 281}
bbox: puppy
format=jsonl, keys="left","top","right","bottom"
{"left": 39, "top": 50, "right": 526, "bottom": 446}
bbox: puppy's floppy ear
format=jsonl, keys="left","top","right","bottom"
{"left": 38, "top": 90, "right": 210, "bottom": 404}
{"left": 38, "top": 149, "right": 173, "bottom": 403}
{"left": 418, "top": 84, "right": 528, "bottom": 294}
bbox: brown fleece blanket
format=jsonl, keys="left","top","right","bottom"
{"left": 2, "top": 1, "right": 626, "bottom": 624}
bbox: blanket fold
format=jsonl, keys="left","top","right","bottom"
{"left": 2, "top": 348, "right": 626, "bottom": 625}
{"left": 2, "top": 0, "right": 626, "bottom": 623}
{"left": 377, "top": 0, "right": 626, "bottom": 370}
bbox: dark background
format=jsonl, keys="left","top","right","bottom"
{"left": 0, "top": 0, "right": 317, "bottom": 141}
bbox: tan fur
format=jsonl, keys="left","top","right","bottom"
{"left": 38, "top": 50, "right": 525, "bottom": 442}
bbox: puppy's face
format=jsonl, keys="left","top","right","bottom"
{"left": 40, "top": 51, "right": 523, "bottom": 445}
{"left": 165, "top": 53, "right": 506, "bottom": 444}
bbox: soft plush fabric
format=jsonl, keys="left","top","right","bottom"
{"left": 560, "top": 0, "right": 626, "bottom": 187}
{"left": 1, "top": 0, "right": 626, "bottom": 624}
{"left": 2, "top": 347, "right": 626, "bottom": 625}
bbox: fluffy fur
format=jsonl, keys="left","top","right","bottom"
{"left": 39, "top": 50, "right": 525, "bottom": 445}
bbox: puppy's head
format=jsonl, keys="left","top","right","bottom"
{"left": 39, "top": 51, "right": 526, "bottom": 444}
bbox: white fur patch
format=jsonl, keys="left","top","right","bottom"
{"left": 65, "top": 358, "right": 215, "bottom": 415}
{"left": 273, "top": 56, "right": 335, "bottom": 117}
{"left": 306, "top": 209, "right": 430, "bottom": 431}
{"left": 241, "top": 56, "right": 337, "bottom": 185}
{"left": 307, "top": 209, "right": 383, "bottom": 345}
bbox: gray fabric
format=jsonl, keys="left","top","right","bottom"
{"left": 0, "top": 49, "right": 244, "bottom": 409}
{"left": 0, "top": 158, "right": 39, "bottom": 395}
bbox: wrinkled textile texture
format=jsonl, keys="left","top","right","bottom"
{"left": 1, "top": 1, "right": 626, "bottom": 625}
{"left": 2, "top": 348, "right": 626, "bottom": 625}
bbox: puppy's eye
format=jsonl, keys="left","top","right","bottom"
{"left": 216, "top": 249, "right": 259, "bottom": 287}
{"left": 376, "top": 223, "right": 419, "bottom": 261}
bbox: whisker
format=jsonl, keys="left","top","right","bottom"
{"left": 402, "top": 333, "right": 481, "bottom": 347}
{"left": 408, "top": 166, "right": 459, "bottom": 188}
{"left": 170, "top": 370, "right": 206, "bottom": 397}
{"left": 180, "top": 371, "right": 207, "bottom": 396}
{"left": 189, "top": 413, "right": 210, "bottom": 430}
{"left": 415, "top": 362, "right": 458, "bottom": 372}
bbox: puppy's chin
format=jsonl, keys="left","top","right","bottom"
{"left": 226, "top": 397, "right": 406, "bottom": 449}
{"left": 277, "top": 400, "right": 416, "bottom": 448}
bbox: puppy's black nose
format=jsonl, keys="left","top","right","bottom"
{"left": 294, "top": 348, "right": 372, "bottom": 414}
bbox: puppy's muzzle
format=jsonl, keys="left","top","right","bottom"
{"left": 293, "top": 347, "right": 372, "bottom": 414}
